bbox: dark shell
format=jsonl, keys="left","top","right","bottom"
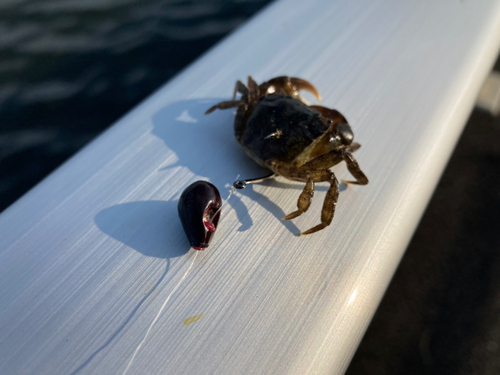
{"left": 241, "top": 94, "right": 329, "bottom": 164}
{"left": 178, "top": 181, "right": 222, "bottom": 250}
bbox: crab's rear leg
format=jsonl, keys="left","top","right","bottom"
{"left": 232, "top": 80, "right": 248, "bottom": 100}
{"left": 205, "top": 100, "right": 244, "bottom": 115}
{"left": 247, "top": 76, "right": 260, "bottom": 102}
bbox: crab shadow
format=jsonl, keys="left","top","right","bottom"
{"left": 151, "top": 99, "right": 308, "bottom": 234}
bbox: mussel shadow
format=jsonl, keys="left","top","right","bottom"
{"left": 95, "top": 200, "right": 189, "bottom": 259}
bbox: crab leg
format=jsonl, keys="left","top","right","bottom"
{"left": 300, "top": 172, "right": 339, "bottom": 236}
{"left": 247, "top": 76, "right": 260, "bottom": 104}
{"left": 341, "top": 152, "right": 369, "bottom": 185}
{"left": 298, "top": 147, "right": 368, "bottom": 186}
{"left": 299, "top": 151, "right": 343, "bottom": 170}
{"left": 259, "top": 76, "right": 322, "bottom": 102}
{"left": 265, "top": 159, "right": 340, "bottom": 235}
{"left": 232, "top": 80, "right": 248, "bottom": 100}
{"left": 233, "top": 104, "right": 249, "bottom": 142}
{"left": 282, "top": 174, "right": 314, "bottom": 220}
{"left": 346, "top": 142, "right": 361, "bottom": 153}
{"left": 205, "top": 100, "right": 244, "bottom": 115}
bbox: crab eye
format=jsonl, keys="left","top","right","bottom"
{"left": 337, "top": 123, "right": 354, "bottom": 145}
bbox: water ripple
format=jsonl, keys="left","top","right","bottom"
{"left": 0, "top": 0, "right": 272, "bottom": 212}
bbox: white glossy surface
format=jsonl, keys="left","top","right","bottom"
{"left": 2, "top": 0, "right": 500, "bottom": 374}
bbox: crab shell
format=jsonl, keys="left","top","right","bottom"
{"left": 240, "top": 94, "right": 339, "bottom": 168}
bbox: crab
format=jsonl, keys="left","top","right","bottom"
{"left": 205, "top": 76, "right": 368, "bottom": 235}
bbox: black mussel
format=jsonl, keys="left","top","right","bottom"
{"left": 178, "top": 181, "right": 222, "bottom": 250}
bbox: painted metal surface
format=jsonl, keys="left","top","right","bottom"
{"left": 2, "top": 0, "right": 500, "bottom": 374}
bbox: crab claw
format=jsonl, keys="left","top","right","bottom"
{"left": 262, "top": 76, "right": 322, "bottom": 102}
{"left": 178, "top": 181, "right": 222, "bottom": 251}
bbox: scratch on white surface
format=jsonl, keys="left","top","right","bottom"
{"left": 122, "top": 250, "right": 199, "bottom": 375}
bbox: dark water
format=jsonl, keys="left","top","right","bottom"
{"left": 0, "top": 0, "right": 272, "bottom": 212}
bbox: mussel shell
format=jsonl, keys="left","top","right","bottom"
{"left": 178, "top": 181, "right": 222, "bottom": 250}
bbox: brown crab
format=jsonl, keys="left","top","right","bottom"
{"left": 205, "top": 76, "right": 368, "bottom": 235}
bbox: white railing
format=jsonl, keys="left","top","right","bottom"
{"left": 2, "top": 0, "right": 500, "bottom": 374}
